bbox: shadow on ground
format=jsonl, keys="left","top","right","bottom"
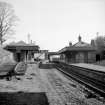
{"left": 0, "top": 92, "right": 49, "bottom": 105}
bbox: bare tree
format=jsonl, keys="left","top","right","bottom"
{"left": 95, "top": 35, "right": 105, "bottom": 60}
{"left": 95, "top": 36, "right": 105, "bottom": 49}
{"left": 0, "top": 2, "right": 18, "bottom": 45}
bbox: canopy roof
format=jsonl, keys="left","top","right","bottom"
{"left": 4, "top": 41, "right": 39, "bottom": 51}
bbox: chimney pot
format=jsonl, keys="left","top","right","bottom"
{"left": 69, "top": 42, "right": 72, "bottom": 46}
{"left": 78, "top": 35, "right": 82, "bottom": 42}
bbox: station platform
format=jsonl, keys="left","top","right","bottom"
{"left": 71, "top": 63, "right": 105, "bottom": 72}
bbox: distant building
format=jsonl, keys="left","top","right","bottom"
{"left": 4, "top": 41, "right": 39, "bottom": 62}
{"left": 34, "top": 50, "right": 49, "bottom": 60}
{"left": 48, "top": 52, "right": 59, "bottom": 61}
{"left": 59, "top": 36, "right": 96, "bottom": 63}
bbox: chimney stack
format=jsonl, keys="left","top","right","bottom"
{"left": 91, "top": 39, "right": 95, "bottom": 46}
{"left": 78, "top": 35, "right": 82, "bottom": 42}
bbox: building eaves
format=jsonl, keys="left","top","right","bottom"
{"left": 58, "top": 46, "right": 96, "bottom": 54}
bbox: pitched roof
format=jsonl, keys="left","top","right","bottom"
{"left": 59, "top": 36, "right": 96, "bottom": 53}
{"left": 73, "top": 35, "right": 91, "bottom": 47}
{"left": 9, "top": 41, "right": 27, "bottom": 46}
{"left": 15, "top": 41, "right": 27, "bottom": 46}
{"left": 73, "top": 41, "right": 91, "bottom": 47}
{"left": 7, "top": 41, "right": 38, "bottom": 46}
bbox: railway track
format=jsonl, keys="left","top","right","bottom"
{"left": 54, "top": 62, "right": 105, "bottom": 98}
{"left": 45, "top": 69, "right": 89, "bottom": 105}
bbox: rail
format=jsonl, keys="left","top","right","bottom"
{"left": 54, "top": 62, "right": 105, "bottom": 98}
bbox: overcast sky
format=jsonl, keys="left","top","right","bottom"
{"left": 1, "top": 0, "right": 105, "bottom": 51}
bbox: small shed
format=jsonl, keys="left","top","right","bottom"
{"left": 59, "top": 36, "right": 96, "bottom": 63}
{"left": 4, "top": 41, "right": 39, "bottom": 62}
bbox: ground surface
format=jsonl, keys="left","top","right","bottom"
{"left": 0, "top": 63, "right": 105, "bottom": 105}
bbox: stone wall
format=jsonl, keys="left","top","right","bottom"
{"left": 66, "top": 51, "right": 96, "bottom": 64}
{"left": 88, "top": 52, "right": 96, "bottom": 63}
{"left": 75, "top": 52, "right": 85, "bottom": 63}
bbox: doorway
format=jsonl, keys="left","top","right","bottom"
{"left": 17, "top": 53, "right": 21, "bottom": 62}
{"left": 96, "top": 54, "right": 100, "bottom": 62}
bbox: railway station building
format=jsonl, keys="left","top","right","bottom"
{"left": 59, "top": 36, "right": 96, "bottom": 63}
{"left": 4, "top": 41, "right": 39, "bottom": 62}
